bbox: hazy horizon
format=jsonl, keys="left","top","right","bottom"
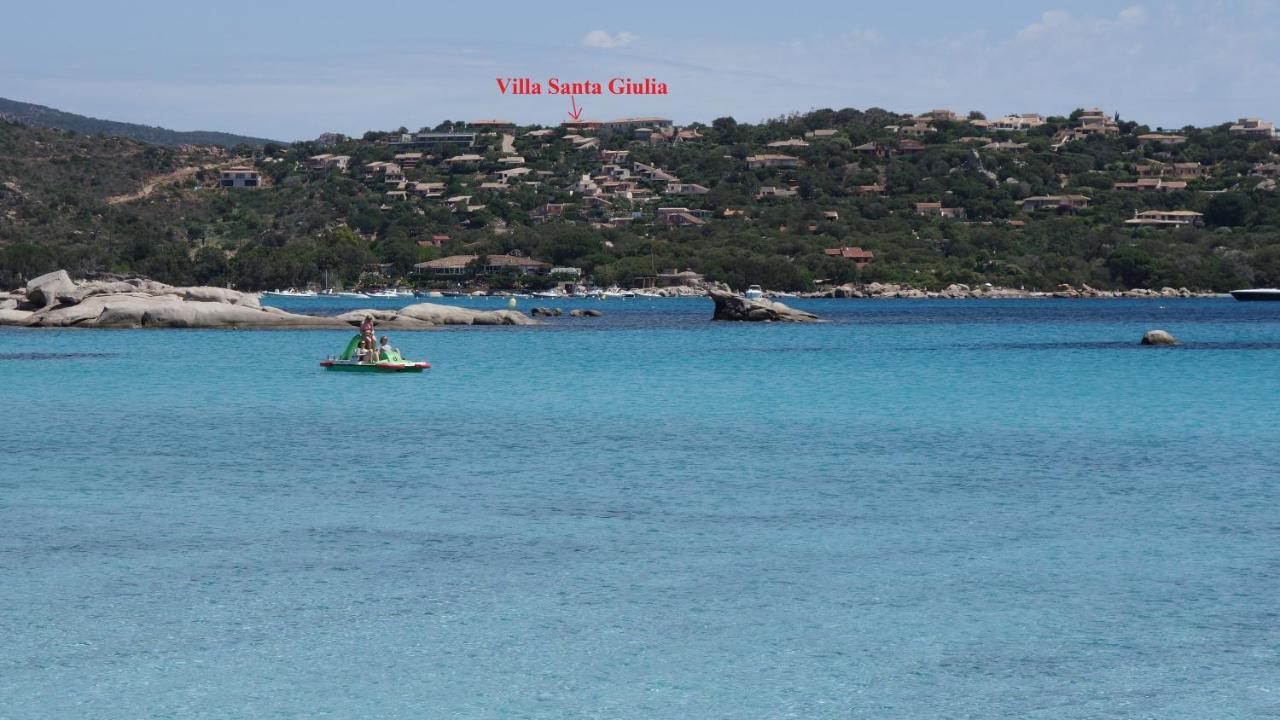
{"left": 3, "top": 0, "right": 1278, "bottom": 141}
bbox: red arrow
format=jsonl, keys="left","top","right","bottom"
{"left": 567, "top": 95, "right": 583, "bottom": 121}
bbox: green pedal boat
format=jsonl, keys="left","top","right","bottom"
{"left": 321, "top": 335, "right": 431, "bottom": 373}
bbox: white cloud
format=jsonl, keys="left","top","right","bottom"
{"left": 581, "top": 30, "right": 637, "bottom": 49}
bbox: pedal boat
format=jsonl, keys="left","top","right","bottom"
{"left": 321, "top": 335, "right": 431, "bottom": 372}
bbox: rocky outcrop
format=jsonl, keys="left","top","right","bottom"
{"left": 708, "top": 289, "right": 819, "bottom": 322}
{"left": 531, "top": 307, "right": 562, "bottom": 317}
{"left": 569, "top": 309, "right": 602, "bottom": 317}
{"left": 1141, "top": 330, "right": 1178, "bottom": 346}
{"left": 0, "top": 271, "right": 535, "bottom": 329}
{"left": 25, "top": 270, "right": 76, "bottom": 308}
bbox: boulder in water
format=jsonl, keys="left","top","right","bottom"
{"left": 1141, "top": 330, "right": 1178, "bottom": 346}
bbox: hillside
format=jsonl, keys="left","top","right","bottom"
{"left": 0, "top": 97, "right": 278, "bottom": 148}
{"left": 2, "top": 108, "right": 1280, "bottom": 292}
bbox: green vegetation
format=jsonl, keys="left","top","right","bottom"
{"left": 0, "top": 97, "right": 277, "bottom": 148}
{"left": 2, "top": 106, "right": 1280, "bottom": 292}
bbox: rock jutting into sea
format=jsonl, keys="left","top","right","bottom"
{"left": 1, "top": 270, "right": 534, "bottom": 329}
{"left": 708, "top": 289, "right": 819, "bottom": 323}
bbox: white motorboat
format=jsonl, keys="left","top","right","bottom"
{"left": 744, "top": 285, "right": 765, "bottom": 299}
{"left": 1230, "top": 288, "right": 1280, "bottom": 301}
{"left": 367, "top": 290, "right": 400, "bottom": 298}
{"left": 531, "top": 289, "right": 565, "bottom": 299}
{"left": 336, "top": 291, "right": 369, "bottom": 299}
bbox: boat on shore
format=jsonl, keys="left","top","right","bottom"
{"left": 1230, "top": 288, "right": 1280, "bottom": 301}
{"left": 744, "top": 285, "right": 764, "bottom": 300}
{"left": 263, "top": 288, "right": 317, "bottom": 298}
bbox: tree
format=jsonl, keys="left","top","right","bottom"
{"left": 1106, "top": 245, "right": 1154, "bottom": 288}
{"left": 1203, "top": 193, "right": 1252, "bottom": 227}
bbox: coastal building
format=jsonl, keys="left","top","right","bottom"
{"left": 414, "top": 253, "right": 551, "bottom": 277}
{"left": 824, "top": 246, "right": 875, "bottom": 268}
{"left": 656, "top": 269, "right": 705, "bottom": 287}
{"left": 1124, "top": 210, "right": 1205, "bottom": 227}
{"left": 854, "top": 183, "right": 886, "bottom": 197}
{"left": 746, "top": 154, "right": 800, "bottom": 169}
{"left": 1229, "top": 118, "right": 1277, "bottom": 140}
{"left": 219, "top": 167, "right": 261, "bottom": 188}
{"left": 1017, "top": 195, "right": 1091, "bottom": 213}
{"left": 767, "top": 138, "right": 810, "bottom": 148}
{"left": 805, "top": 129, "right": 839, "bottom": 139}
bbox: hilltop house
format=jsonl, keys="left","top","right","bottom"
{"left": 896, "top": 139, "right": 926, "bottom": 155}
{"left": 1137, "top": 133, "right": 1187, "bottom": 146}
{"left": 1124, "top": 210, "right": 1205, "bottom": 227}
{"left": 1017, "top": 195, "right": 1091, "bottom": 213}
{"left": 991, "top": 113, "right": 1046, "bottom": 131}
{"left": 390, "top": 132, "right": 477, "bottom": 148}
{"left": 1170, "top": 162, "right": 1209, "bottom": 179}
{"left": 756, "top": 186, "right": 798, "bottom": 199}
{"left": 915, "top": 202, "right": 965, "bottom": 219}
{"left": 746, "top": 154, "right": 800, "bottom": 169}
{"left": 1229, "top": 118, "right": 1277, "bottom": 140}
{"left": 1112, "top": 178, "right": 1188, "bottom": 192}
{"left": 305, "top": 154, "right": 351, "bottom": 172}
{"left": 665, "top": 182, "right": 710, "bottom": 196}
{"left": 220, "top": 167, "right": 261, "bottom": 188}
{"left": 1076, "top": 108, "right": 1119, "bottom": 136}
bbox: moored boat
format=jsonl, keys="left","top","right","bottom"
{"left": 744, "top": 285, "right": 764, "bottom": 299}
{"left": 1230, "top": 288, "right": 1280, "bottom": 301}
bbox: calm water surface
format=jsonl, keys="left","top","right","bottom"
{"left": 2, "top": 298, "right": 1279, "bottom": 719}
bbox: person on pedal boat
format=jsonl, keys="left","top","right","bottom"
{"left": 358, "top": 315, "right": 377, "bottom": 363}
{"left": 378, "top": 335, "right": 398, "bottom": 361}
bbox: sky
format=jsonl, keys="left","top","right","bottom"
{"left": 2, "top": 0, "right": 1278, "bottom": 141}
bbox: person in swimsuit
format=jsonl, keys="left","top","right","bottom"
{"left": 359, "top": 315, "right": 377, "bottom": 363}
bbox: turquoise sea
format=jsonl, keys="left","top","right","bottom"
{"left": 3, "top": 297, "right": 1279, "bottom": 719}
